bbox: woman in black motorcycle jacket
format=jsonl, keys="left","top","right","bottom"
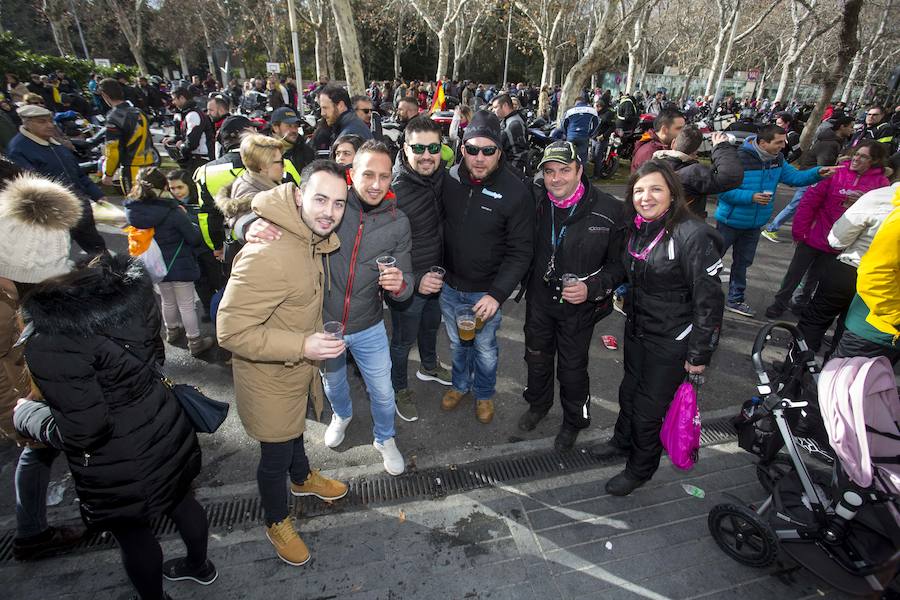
{"left": 591, "top": 160, "right": 725, "bottom": 496}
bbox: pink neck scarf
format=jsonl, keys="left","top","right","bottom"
{"left": 549, "top": 181, "right": 585, "bottom": 209}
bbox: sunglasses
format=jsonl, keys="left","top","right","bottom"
{"left": 866, "top": 113, "right": 881, "bottom": 117}
{"left": 357, "top": 108, "right": 372, "bottom": 114}
{"left": 408, "top": 142, "right": 441, "bottom": 155}
{"left": 464, "top": 144, "right": 498, "bottom": 157}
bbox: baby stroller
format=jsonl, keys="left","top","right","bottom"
{"left": 708, "top": 322, "right": 900, "bottom": 597}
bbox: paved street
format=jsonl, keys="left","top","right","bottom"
{"left": 0, "top": 183, "right": 882, "bottom": 598}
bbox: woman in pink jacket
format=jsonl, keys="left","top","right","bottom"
{"left": 765, "top": 140, "right": 889, "bottom": 319}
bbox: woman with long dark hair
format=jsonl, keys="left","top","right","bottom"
{"left": 591, "top": 160, "right": 725, "bottom": 496}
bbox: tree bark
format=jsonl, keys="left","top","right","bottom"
{"left": 330, "top": 0, "right": 365, "bottom": 94}
{"left": 178, "top": 48, "right": 190, "bottom": 78}
{"left": 394, "top": 13, "right": 402, "bottom": 80}
{"left": 558, "top": 0, "right": 621, "bottom": 124}
{"left": 798, "top": 0, "right": 863, "bottom": 151}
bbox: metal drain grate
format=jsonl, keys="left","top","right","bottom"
{"left": 0, "top": 416, "right": 742, "bottom": 564}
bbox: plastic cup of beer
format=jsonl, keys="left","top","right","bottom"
{"left": 561, "top": 273, "right": 579, "bottom": 288}
{"left": 455, "top": 306, "right": 477, "bottom": 341}
{"left": 376, "top": 255, "right": 396, "bottom": 272}
{"left": 323, "top": 321, "right": 344, "bottom": 340}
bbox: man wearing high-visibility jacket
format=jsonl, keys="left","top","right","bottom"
{"left": 193, "top": 116, "right": 302, "bottom": 255}
{"left": 98, "top": 78, "right": 156, "bottom": 194}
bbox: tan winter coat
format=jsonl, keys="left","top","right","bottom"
{"left": 216, "top": 184, "right": 340, "bottom": 443}
{"left": 0, "top": 286, "right": 33, "bottom": 443}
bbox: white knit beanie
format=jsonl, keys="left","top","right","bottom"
{"left": 0, "top": 174, "right": 83, "bottom": 284}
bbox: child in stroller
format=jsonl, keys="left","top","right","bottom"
{"left": 708, "top": 322, "right": 900, "bottom": 598}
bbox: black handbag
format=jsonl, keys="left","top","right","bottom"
{"left": 112, "top": 339, "right": 229, "bottom": 433}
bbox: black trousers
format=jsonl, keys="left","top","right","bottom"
{"left": 772, "top": 242, "right": 833, "bottom": 310}
{"left": 798, "top": 260, "right": 857, "bottom": 353}
{"left": 109, "top": 493, "right": 209, "bottom": 600}
{"left": 523, "top": 298, "right": 597, "bottom": 430}
{"left": 257, "top": 435, "right": 310, "bottom": 527}
{"left": 612, "top": 331, "right": 687, "bottom": 481}
{"left": 71, "top": 197, "right": 107, "bottom": 255}
{"left": 194, "top": 249, "right": 224, "bottom": 318}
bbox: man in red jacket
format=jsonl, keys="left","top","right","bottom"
{"left": 630, "top": 108, "right": 686, "bottom": 172}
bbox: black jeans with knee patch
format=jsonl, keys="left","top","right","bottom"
{"left": 523, "top": 297, "right": 599, "bottom": 430}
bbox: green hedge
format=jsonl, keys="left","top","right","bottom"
{"left": 0, "top": 32, "right": 137, "bottom": 86}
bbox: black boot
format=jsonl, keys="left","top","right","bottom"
{"left": 517, "top": 409, "right": 547, "bottom": 432}
{"left": 588, "top": 441, "right": 630, "bottom": 460}
{"left": 605, "top": 471, "right": 648, "bottom": 496}
{"left": 554, "top": 426, "right": 579, "bottom": 451}
{"left": 12, "top": 525, "right": 83, "bottom": 561}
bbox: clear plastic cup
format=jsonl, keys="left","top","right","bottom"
{"left": 323, "top": 321, "right": 344, "bottom": 340}
{"left": 429, "top": 266, "right": 446, "bottom": 278}
{"left": 376, "top": 256, "right": 396, "bottom": 272}
{"left": 561, "top": 273, "right": 579, "bottom": 288}
{"left": 455, "top": 306, "right": 476, "bottom": 341}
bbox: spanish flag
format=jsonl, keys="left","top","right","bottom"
{"left": 429, "top": 81, "right": 445, "bottom": 113}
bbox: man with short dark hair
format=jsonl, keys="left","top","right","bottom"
{"left": 439, "top": 111, "right": 533, "bottom": 423}
{"left": 715, "top": 125, "right": 833, "bottom": 317}
{"left": 490, "top": 93, "right": 529, "bottom": 172}
{"left": 653, "top": 128, "right": 742, "bottom": 218}
{"left": 763, "top": 116, "right": 852, "bottom": 243}
{"left": 318, "top": 84, "right": 372, "bottom": 142}
{"left": 775, "top": 112, "right": 802, "bottom": 162}
{"left": 388, "top": 115, "right": 452, "bottom": 420}
{"left": 165, "top": 87, "right": 215, "bottom": 173}
{"left": 351, "top": 94, "right": 383, "bottom": 140}
{"left": 851, "top": 105, "right": 896, "bottom": 152}
{"left": 630, "top": 108, "right": 686, "bottom": 172}
{"left": 646, "top": 90, "right": 667, "bottom": 117}
{"left": 206, "top": 94, "right": 231, "bottom": 136}
{"left": 519, "top": 141, "right": 624, "bottom": 450}
{"left": 98, "top": 78, "right": 155, "bottom": 194}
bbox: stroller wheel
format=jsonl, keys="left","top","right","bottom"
{"left": 708, "top": 503, "right": 778, "bottom": 567}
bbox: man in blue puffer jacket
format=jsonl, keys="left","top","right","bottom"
{"left": 715, "top": 125, "right": 835, "bottom": 318}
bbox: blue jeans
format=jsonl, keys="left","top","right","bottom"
{"left": 323, "top": 321, "right": 396, "bottom": 444}
{"left": 716, "top": 222, "right": 761, "bottom": 305}
{"left": 439, "top": 285, "right": 502, "bottom": 400}
{"left": 15, "top": 446, "right": 59, "bottom": 538}
{"left": 388, "top": 292, "right": 442, "bottom": 391}
{"left": 766, "top": 187, "right": 807, "bottom": 232}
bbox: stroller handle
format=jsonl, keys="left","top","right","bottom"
{"left": 751, "top": 321, "right": 813, "bottom": 395}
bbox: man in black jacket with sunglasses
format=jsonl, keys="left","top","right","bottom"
{"left": 439, "top": 110, "right": 533, "bottom": 424}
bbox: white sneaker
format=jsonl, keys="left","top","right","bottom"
{"left": 373, "top": 437, "right": 405, "bottom": 476}
{"left": 323, "top": 413, "right": 352, "bottom": 448}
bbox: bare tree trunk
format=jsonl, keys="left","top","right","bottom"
{"left": 326, "top": 14, "right": 339, "bottom": 80}
{"left": 558, "top": 0, "right": 621, "bottom": 124}
{"left": 178, "top": 48, "right": 190, "bottom": 78}
{"left": 435, "top": 31, "right": 450, "bottom": 80}
{"left": 199, "top": 19, "right": 217, "bottom": 81}
{"left": 840, "top": 52, "right": 862, "bottom": 103}
{"left": 799, "top": 0, "right": 862, "bottom": 150}
{"left": 394, "top": 14, "right": 402, "bottom": 80}
{"left": 330, "top": 0, "right": 365, "bottom": 94}
{"left": 704, "top": 28, "right": 728, "bottom": 97}
{"left": 314, "top": 28, "right": 327, "bottom": 81}
{"left": 43, "top": 0, "right": 75, "bottom": 56}
{"left": 106, "top": 0, "right": 149, "bottom": 75}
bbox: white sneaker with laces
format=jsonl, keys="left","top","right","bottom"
{"left": 373, "top": 437, "right": 405, "bottom": 476}
{"left": 323, "top": 413, "right": 352, "bottom": 448}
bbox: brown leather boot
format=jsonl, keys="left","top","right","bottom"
{"left": 441, "top": 389, "right": 465, "bottom": 411}
{"left": 475, "top": 399, "right": 494, "bottom": 424}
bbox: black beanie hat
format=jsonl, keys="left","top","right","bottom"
{"left": 462, "top": 110, "right": 503, "bottom": 147}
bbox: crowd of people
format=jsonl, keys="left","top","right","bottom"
{"left": 0, "top": 66, "right": 899, "bottom": 600}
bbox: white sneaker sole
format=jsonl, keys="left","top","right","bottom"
{"left": 290, "top": 487, "right": 349, "bottom": 501}
{"left": 416, "top": 369, "right": 452, "bottom": 386}
{"left": 265, "top": 531, "right": 310, "bottom": 566}
{"left": 395, "top": 405, "right": 418, "bottom": 422}
{"left": 725, "top": 306, "right": 755, "bottom": 318}
{"left": 162, "top": 571, "right": 219, "bottom": 585}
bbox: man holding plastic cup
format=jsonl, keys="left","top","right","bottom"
{"left": 243, "top": 140, "right": 413, "bottom": 476}
{"left": 519, "top": 141, "right": 625, "bottom": 450}
{"left": 439, "top": 110, "right": 534, "bottom": 424}
{"left": 389, "top": 115, "right": 454, "bottom": 422}
{"left": 714, "top": 124, "right": 833, "bottom": 318}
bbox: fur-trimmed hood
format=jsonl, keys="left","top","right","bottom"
{"left": 214, "top": 180, "right": 254, "bottom": 220}
{"left": 22, "top": 254, "right": 154, "bottom": 338}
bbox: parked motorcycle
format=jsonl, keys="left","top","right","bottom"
{"left": 525, "top": 117, "right": 556, "bottom": 175}
{"left": 593, "top": 131, "right": 620, "bottom": 179}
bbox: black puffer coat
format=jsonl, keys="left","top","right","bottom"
{"left": 624, "top": 216, "right": 725, "bottom": 366}
{"left": 19, "top": 256, "right": 201, "bottom": 528}
{"left": 124, "top": 196, "right": 204, "bottom": 282}
{"left": 392, "top": 153, "right": 444, "bottom": 284}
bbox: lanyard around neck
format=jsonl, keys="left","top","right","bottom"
{"left": 551, "top": 203, "right": 579, "bottom": 249}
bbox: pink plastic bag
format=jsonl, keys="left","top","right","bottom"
{"left": 660, "top": 381, "right": 701, "bottom": 470}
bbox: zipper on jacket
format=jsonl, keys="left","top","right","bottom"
{"left": 83, "top": 452, "right": 91, "bottom": 467}
{"left": 341, "top": 210, "right": 366, "bottom": 328}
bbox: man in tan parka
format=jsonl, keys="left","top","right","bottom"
{"left": 216, "top": 159, "right": 349, "bottom": 567}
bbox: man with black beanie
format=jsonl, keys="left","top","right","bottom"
{"left": 439, "top": 110, "right": 533, "bottom": 424}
